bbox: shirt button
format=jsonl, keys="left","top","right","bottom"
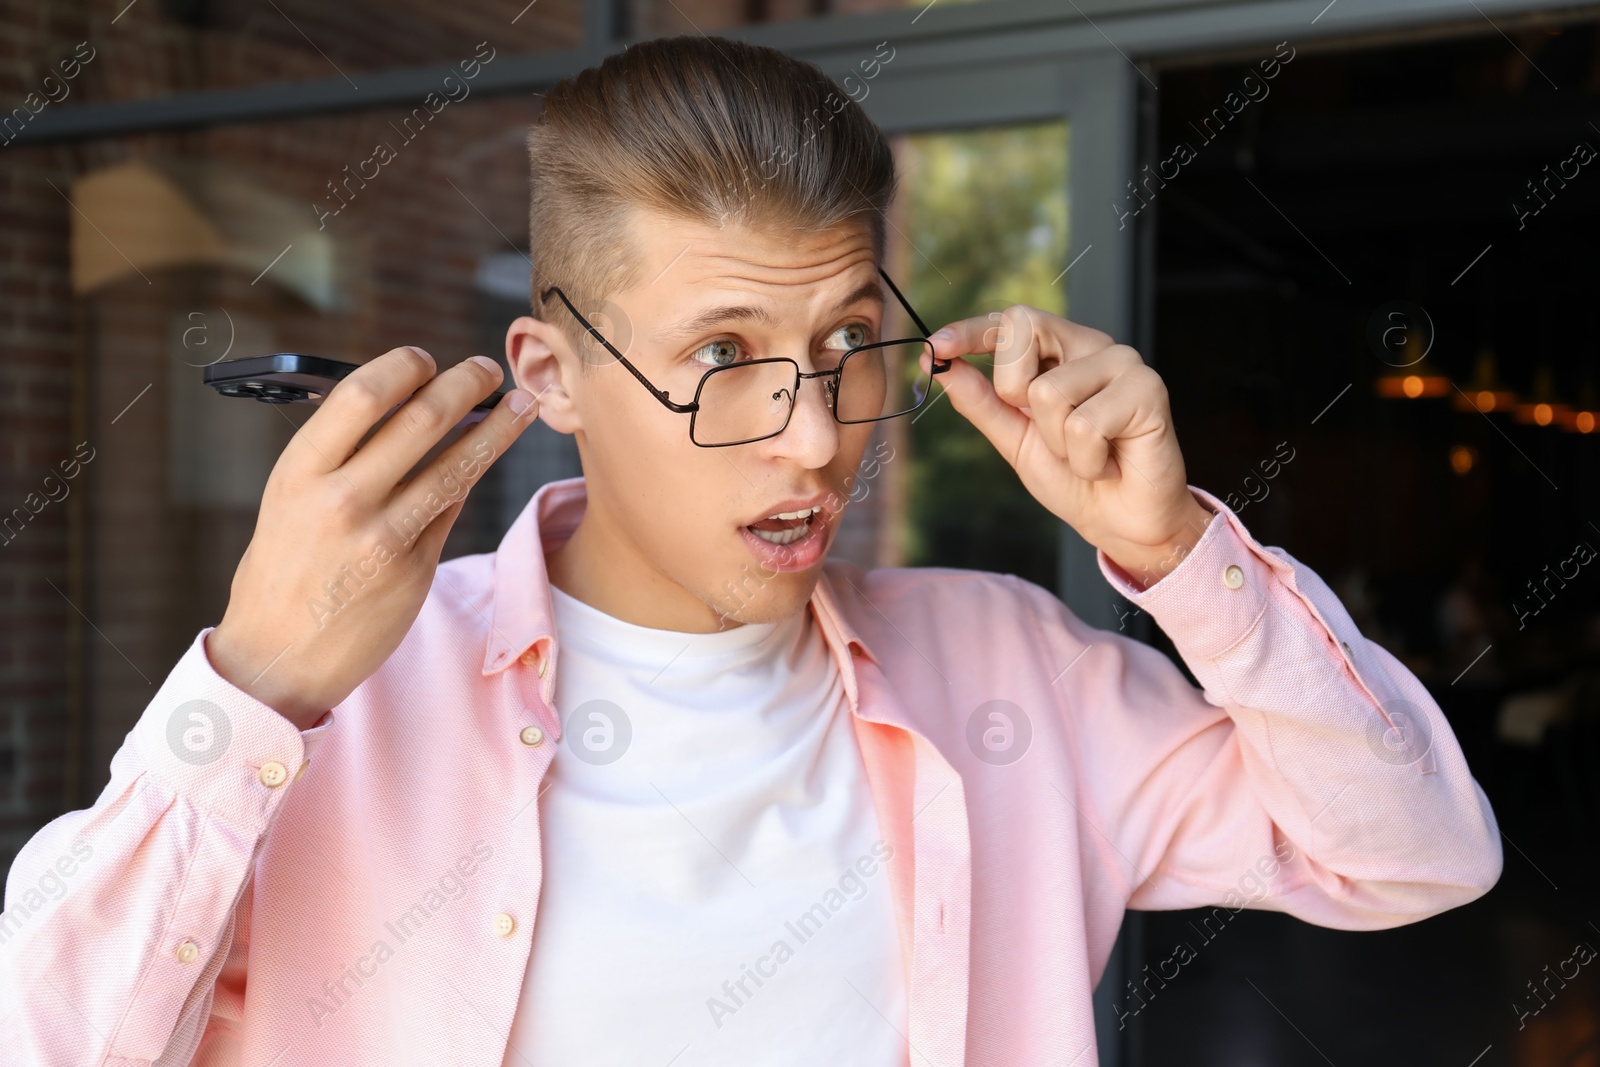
{"left": 519, "top": 725, "right": 545, "bottom": 747}
{"left": 494, "top": 912, "right": 516, "bottom": 938}
{"left": 521, "top": 650, "right": 549, "bottom": 678}
{"left": 175, "top": 940, "right": 199, "bottom": 964}
{"left": 1340, "top": 640, "right": 1352, "bottom": 655}
{"left": 258, "top": 761, "right": 288, "bottom": 788}
{"left": 1222, "top": 564, "right": 1245, "bottom": 590}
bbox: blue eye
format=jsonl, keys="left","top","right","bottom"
{"left": 690, "top": 339, "right": 741, "bottom": 368}
{"left": 828, "top": 323, "right": 871, "bottom": 350}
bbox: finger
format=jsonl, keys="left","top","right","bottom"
{"left": 927, "top": 307, "right": 1041, "bottom": 410}
{"left": 917, "top": 345, "right": 1030, "bottom": 466}
{"left": 1023, "top": 345, "right": 1142, "bottom": 461}
{"left": 294, "top": 346, "right": 438, "bottom": 475}
{"left": 989, "top": 307, "right": 1057, "bottom": 410}
{"left": 929, "top": 306, "right": 1115, "bottom": 410}
{"left": 411, "top": 494, "right": 467, "bottom": 565}
{"left": 1053, "top": 361, "right": 1163, "bottom": 481}
{"left": 345, "top": 355, "right": 507, "bottom": 492}
{"left": 993, "top": 313, "right": 1117, "bottom": 414}
{"left": 928, "top": 307, "right": 1113, "bottom": 367}
{"left": 384, "top": 385, "right": 538, "bottom": 548}
{"left": 1022, "top": 371, "right": 1075, "bottom": 461}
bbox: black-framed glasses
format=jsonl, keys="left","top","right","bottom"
{"left": 539, "top": 266, "right": 951, "bottom": 447}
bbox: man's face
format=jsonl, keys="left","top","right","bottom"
{"left": 517, "top": 210, "right": 884, "bottom": 630}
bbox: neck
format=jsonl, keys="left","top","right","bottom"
{"left": 546, "top": 503, "right": 744, "bottom": 634}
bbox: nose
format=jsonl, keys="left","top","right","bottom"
{"left": 760, "top": 368, "right": 840, "bottom": 468}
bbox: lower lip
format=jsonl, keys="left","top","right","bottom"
{"left": 738, "top": 510, "right": 832, "bottom": 572}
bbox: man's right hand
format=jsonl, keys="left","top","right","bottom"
{"left": 205, "top": 346, "right": 540, "bottom": 731}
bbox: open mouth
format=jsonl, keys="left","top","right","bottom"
{"left": 743, "top": 505, "right": 823, "bottom": 545}
{"left": 738, "top": 501, "right": 832, "bottom": 572}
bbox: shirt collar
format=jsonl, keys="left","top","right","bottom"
{"left": 482, "top": 476, "right": 880, "bottom": 676}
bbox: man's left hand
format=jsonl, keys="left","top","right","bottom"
{"left": 921, "top": 304, "right": 1214, "bottom": 589}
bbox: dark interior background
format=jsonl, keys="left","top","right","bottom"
{"left": 1125, "top": 21, "right": 1600, "bottom": 1067}
{"left": 3, "top": 4, "right": 1597, "bottom": 1064}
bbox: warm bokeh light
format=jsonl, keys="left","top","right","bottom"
{"left": 1554, "top": 407, "right": 1596, "bottom": 432}
{"left": 1376, "top": 372, "right": 1449, "bottom": 399}
{"left": 1514, "top": 398, "right": 1571, "bottom": 425}
{"left": 1449, "top": 444, "right": 1476, "bottom": 475}
{"left": 1452, "top": 385, "right": 1518, "bottom": 414}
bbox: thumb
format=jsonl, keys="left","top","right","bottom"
{"left": 923, "top": 340, "right": 1029, "bottom": 465}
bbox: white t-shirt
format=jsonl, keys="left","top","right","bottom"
{"left": 502, "top": 585, "right": 907, "bottom": 1067}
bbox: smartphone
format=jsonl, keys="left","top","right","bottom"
{"left": 202, "top": 353, "right": 506, "bottom": 426}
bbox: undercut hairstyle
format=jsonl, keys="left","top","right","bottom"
{"left": 525, "top": 34, "right": 898, "bottom": 361}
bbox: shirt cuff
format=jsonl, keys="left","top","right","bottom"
{"left": 127, "top": 627, "right": 336, "bottom": 831}
{"left": 1096, "top": 485, "right": 1290, "bottom": 662}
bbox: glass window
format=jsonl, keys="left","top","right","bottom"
{"left": 1132, "top": 26, "right": 1600, "bottom": 1066}
{"left": 1, "top": 97, "right": 577, "bottom": 819}
{"left": 57, "top": 1, "right": 582, "bottom": 106}
{"left": 868, "top": 120, "right": 1070, "bottom": 587}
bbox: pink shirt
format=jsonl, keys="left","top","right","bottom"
{"left": 1, "top": 476, "right": 1502, "bottom": 1066}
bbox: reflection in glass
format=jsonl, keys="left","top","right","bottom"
{"left": 887, "top": 120, "right": 1070, "bottom": 586}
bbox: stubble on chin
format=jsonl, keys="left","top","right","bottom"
{"left": 707, "top": 568, "right": 817, "bottom": 630}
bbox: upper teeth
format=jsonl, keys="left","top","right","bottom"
{"left": 767, "top": 505, "right": 821, "bottom": 521}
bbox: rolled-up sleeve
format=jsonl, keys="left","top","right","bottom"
{"left": 1034, "top": 485, "right": 1501, "bottom": 931}
{"left": 0, "top": 627, "right": 333, "bottom": 1067}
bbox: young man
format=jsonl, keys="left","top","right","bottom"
{"left": 2, "top": 34, "right": 1499, "bottom": 1067}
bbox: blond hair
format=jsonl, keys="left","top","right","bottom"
{"left": 525, "top": 34, "right": 897, "bottom": 354}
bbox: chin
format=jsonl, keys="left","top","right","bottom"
{"left": 708, "top": 567, "right": 820, "bottom": 628}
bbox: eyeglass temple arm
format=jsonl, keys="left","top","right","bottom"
{"left": 876, "top": 266, "right": 952, "bottom": 375}
{"left": 541, "top": 274, "right": 950, "bottom": 395}
{"left": 539, "top": 286, "right": 696, "bottom": 413}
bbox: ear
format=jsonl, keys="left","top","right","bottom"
{"left": 505, "top": 315, "right": 581, "bottom": 434}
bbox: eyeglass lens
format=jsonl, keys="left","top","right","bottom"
{"left": 692, "top": 340, "right": 935, "bottom": 446}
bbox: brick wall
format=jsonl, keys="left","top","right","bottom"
{"left": 0, "top": 2, "right": 91, "bottom": 872}
{"left": 0, "top": 0, "right": 589, "bottom": 873}
{"left": 0, "top": 0, "right": 911, "bottom": 877}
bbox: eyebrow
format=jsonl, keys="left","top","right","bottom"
{"left": 651, "top": 277, "right": 886, "bottom": 346}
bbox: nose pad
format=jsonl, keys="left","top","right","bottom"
{"left": 769, "top": 387, "right": 793, "bottom": 417}
{"left": 823, "top": 377, "right": 838, "bottom": 411}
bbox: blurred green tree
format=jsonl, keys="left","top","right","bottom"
{"left": 894, "top": 120, "right": 1070, "bottom": 589}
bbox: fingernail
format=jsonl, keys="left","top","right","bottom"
{"left": 468, "top": 355, "right": 501, "bottom": 374}
{"left": 507, "top": 389, "right": 536, "bottom": 416}
{"left": 409, "top": 346, "right": 435, "bottom": 368}
{"left": 930, "top": 327, "right": 954, "bottom": 343}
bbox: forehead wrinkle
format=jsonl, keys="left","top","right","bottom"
{"left": 692, "top": 243, "right": 872, "bottom": 286}
{"left": 646, "top": 268, "right": 885, "bottom": 349}
{"left": 826, "top": 278, "right": 886, "bottom": 317}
